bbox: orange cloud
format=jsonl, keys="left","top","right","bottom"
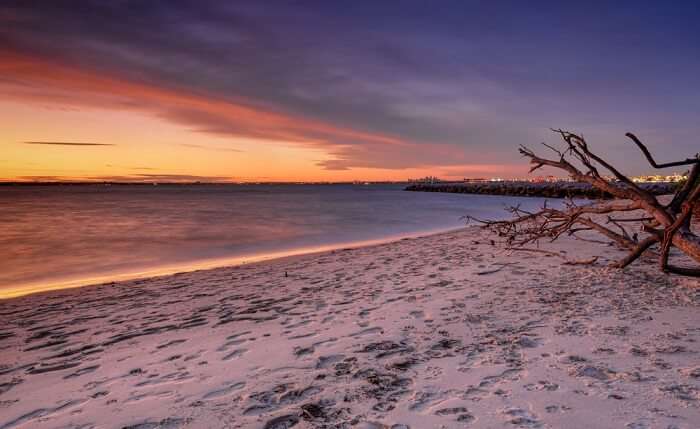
{"left": 0, "top": 50, "right": 409, "bottom": 157}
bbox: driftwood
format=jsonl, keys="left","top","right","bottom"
{"left": 468, "top": 130, "right": 700, "bottom": 276}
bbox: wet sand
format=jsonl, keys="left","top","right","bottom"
{"left": 0, "top": 227, "right": 699, "bottom": 428}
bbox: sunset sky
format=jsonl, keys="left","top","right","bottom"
{"left": 1, "top": 1, "right": 699, "bottom": 182}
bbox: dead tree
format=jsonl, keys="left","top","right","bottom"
{"left": 468, "top": 130, "right": 700, "bottom": 276}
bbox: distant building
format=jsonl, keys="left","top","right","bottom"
{"left": 632, "top": 173, "right": 687, "bottom": 183}
{"left": 408, "top": 176, "right": 442, "bottom": 184}
{"left": 530, "top": 175, "right": 562, "bottom": 183}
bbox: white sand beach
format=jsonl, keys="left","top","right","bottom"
{"left": 1, "top": 227, "right": 699, "bottom": 429}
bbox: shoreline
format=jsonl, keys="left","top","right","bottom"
{"left": 1, "top": 225, "right": 698, "bottom": 428}
{"left": 0, "top": 226, "right": 467, "bottom": 301}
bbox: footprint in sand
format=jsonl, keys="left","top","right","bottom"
{"left": 63, "top": 365, "right": 100, "bottom": 379}
{"left": 501, "top": 407, "right": 542, "bottom": 428}
{"left": 216, "top": 338, "right": 247, "bottom": 351}
{"left": 350, "top": 327, "right": 383, "bottom": 337}
{"left": 0, "top": 399, "right": 88, "bottom": 429}
{"left": 202, "top": 381, "right": 246, "bottom": 400}
{"left": 316, "top": 354, "right": 345, "bottom": 369}
{"left": 222, "top": 349, "right": 248, "bottom": 361}
{"left": 121, "top": 417, "right": 189, "bottom": 429}
{"left": 155, "top": 339, "right": 187, "bottom": 350}
{"left": 434, "top": 406, "right": 475, "bottom": 423}
{"left": 125, "top": 390, "right": 174, "bottom": 404}
{"left": 262, "top": 414, "right": 299, "bottom": 429}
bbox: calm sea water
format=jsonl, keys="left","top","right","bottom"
{"left": 0, "top": 184, "right": 552, "bottom": 297}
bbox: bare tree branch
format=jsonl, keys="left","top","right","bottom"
{"left": 625, "top": 133, "right": 700, "bottom": 168}
{"left": 476, "top": 130, "right": 700, "bottom": 277}
{"left": 610, "top": 236, "right": 659, "bottom": 268}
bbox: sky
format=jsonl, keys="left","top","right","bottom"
{"left": 1, "top": 1, "right": 699, "bottom": 182}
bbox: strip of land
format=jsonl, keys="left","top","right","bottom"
{"left": 0, "top": 227, "right": 698, "bottom": 429}
{"left": 406, "top": 181, "right": 677, "bottom": 199}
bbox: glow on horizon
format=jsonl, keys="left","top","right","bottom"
{"left": 0, "top": 51, "right": 524, "bottom": 182}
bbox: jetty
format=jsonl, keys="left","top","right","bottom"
{"left": 404, "top": 181, "right": 677, "bottom": 199}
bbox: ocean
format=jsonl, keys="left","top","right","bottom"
{"left": 0, "top": 184, "right": 553, "bottom": 297}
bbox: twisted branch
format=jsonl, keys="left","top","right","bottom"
{"left": 475, "top": 130, "right": 700, "bottom": 276}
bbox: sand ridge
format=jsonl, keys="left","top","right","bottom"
{"left": 0, "top": 227, "right": 699, "bottom": 428}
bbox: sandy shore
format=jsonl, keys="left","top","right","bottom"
{"left": 1, "top": 227, "right": 699, "bottom": 429}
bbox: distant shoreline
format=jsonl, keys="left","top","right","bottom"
{"left": 0, "top": 181, "right": 408, "bottom": 186}
{"left": 405, "top": 180, "right": 678, "bottom": 199}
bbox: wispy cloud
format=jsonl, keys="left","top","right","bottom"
{"left": 23, "top": 141, "right": 114, "bottom": 146}
{"left": 17, "top": 174, "right": 234, "bottom": 183}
